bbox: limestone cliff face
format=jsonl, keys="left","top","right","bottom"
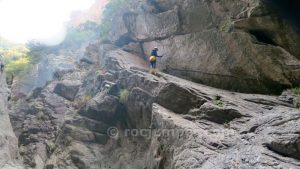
{"left": 9, "top": 41, "right": 300, "bottom": 168}
{"left": 0, "top": 74, "right": 22, "bottom": 169}
{"left": 105, "top": 0, "right": 300, "bottom": 94}
{"left": 6, "top": 1, "right": 300, "bottom": 169}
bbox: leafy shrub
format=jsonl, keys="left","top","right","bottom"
{"left": 5, "top": 57, "right": 32, "bottom": 76}
{"left": 294, "top": 102, "right": 300, "bottom": 109}
{"left": 26, "top": 41, "right": 48, "bottom": 64}
{"left": 290, "top": 87, "right": 300, "bottom": 95}
{"left": 213, "top": 95, "right": 224, "bottom": 107}
{"left": 0, "top": 39, "right": 48, "bottom": 77}
{"left": 214, "top": 100, "right": 224, "bottom": 107}
{"left": 0, "top": 46, "right": 29, "bottom": 59}
{"left": 224, "top": 121, "right": 230, "bottom": 128}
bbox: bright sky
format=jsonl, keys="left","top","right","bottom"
{"left": 0, "top": 0, "right": 95, "bottom": 45}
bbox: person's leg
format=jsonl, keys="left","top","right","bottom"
{"left": 152, "top": 62, "right": 157, "bottom": 75}
{"left": 149, "top": 62, "right": 155, "bottom": 74}
{"left": 153, "top": 62, "right": 156, "bottom": 69}
{"left": 150, "top": 61, "right": 154, "bottom": 69}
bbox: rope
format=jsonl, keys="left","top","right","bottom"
{"left": 165, "top": 66, "right": 258, "bottom": 81}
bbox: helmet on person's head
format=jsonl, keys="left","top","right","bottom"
{"left": 154, "top": 47, "right": 158, "bottom": 50}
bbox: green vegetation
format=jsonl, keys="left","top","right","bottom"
{"left": 26, "top": 41, "right": 48, "bottom": 64}
{"left": 119, "top": 89, "right": 129, "bottom": 104}
{"left": 0, "top": 40, "right": 47, "bottom": 77}
{"left": 0, "top": 20, "right": 100, "bottom": 78}
{"left": 0, "top": 0, "right": 129, "bottom": 77}
{"left": 294, "top": 102, "right": 300, "bottom": 109}
{"left": 5, "top": 57, "right": 31, "bottom": 75}
{"left": 214, "top": 100, "right": 224, "bottom": 107}
{"left": 290, "top": 86, "right": 300, "bottom": 95}
{"left": 0, "top": 44, "right": 31, "bottom": 76}
{"left": 95, "top": 69, "right": 105, "bottom": 76}
{"left": 0, "top": 0, "right": 129, "bottom": 76}
{"left": 0, "top": 22, "right": 98, "bottom": 77}
{"left": 213, "top": 95, "right": 224, "bottom": 107}
{"left": 224, "top": 121, "right": 230, "bottom": 128}
{"left": 286, "top": 86, "right": 300, "bottom": 109}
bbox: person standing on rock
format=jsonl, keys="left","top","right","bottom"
{"left": 149, "top": 47, "right": 163, "bottom": 74}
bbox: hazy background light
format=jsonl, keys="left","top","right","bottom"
{"left": 0, "top": 0, "right": 95, "bottom": 45}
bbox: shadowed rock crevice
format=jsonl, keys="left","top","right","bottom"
{"left": 146, "top": 0, "right": 165, "bottom": 14}
{"left": 266, "top": 0, "right": 300, "bottom": 31}
{"left": 156, "top": 83, "right": 207, "bottom": 114}
{"left": 266, "top": 136, "right": 300, "bottom": 160}
{"left": 115, "top": 35, "right": 136, "bottom": 47}
{"left": 248, "top": 29, "right": 278, "bottom": 45}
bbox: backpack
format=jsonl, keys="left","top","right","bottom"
{"left": 149, "top": 56, "right": 156, "bottom": 62}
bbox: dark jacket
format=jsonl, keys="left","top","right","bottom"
{"left": 151, "top": 50, "right": 162, "bottom": 58}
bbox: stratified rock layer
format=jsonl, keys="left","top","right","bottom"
{"left": 10, "top": 42, "right": 300, "bottom": 168}
{"left": 6, "top": 0, "right": 300, "bottom": 169}
{"left": 105, "top": 0, "right": 300, "bottom": 94}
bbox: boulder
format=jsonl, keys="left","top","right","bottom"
{"left": 129, "top": 9, "right": 180, "bottom": 41}
{"left": 279, "top": 90, "right": 300, "bottom": 108}
{"left": 267, "top": 134, "right": 300, "bottom": 160}
{"left": 63, "top": 125, "right": 108, "bottom": 145}
{"left": 195, "top": 102, "right": 243, "bottom": 124}
{"left": 262, "top": 113, "right": 300, "bottom": 160}
{"left": 66, "top": 117, "right": 110, "bottom": 134}
{"left": 54, "top": 80, "right": 81, "bottom": 101}
{"left": 107, "top": 2, "right": 180, "bottom": 44}
{"left": 108, "top": 14, "right": 130, "bottom": 45}
{"left": 156, "top": 83, "right": 206, "bottom": 114}
{"left": 79, "top": 92, "right": 121, "bottom": 124}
